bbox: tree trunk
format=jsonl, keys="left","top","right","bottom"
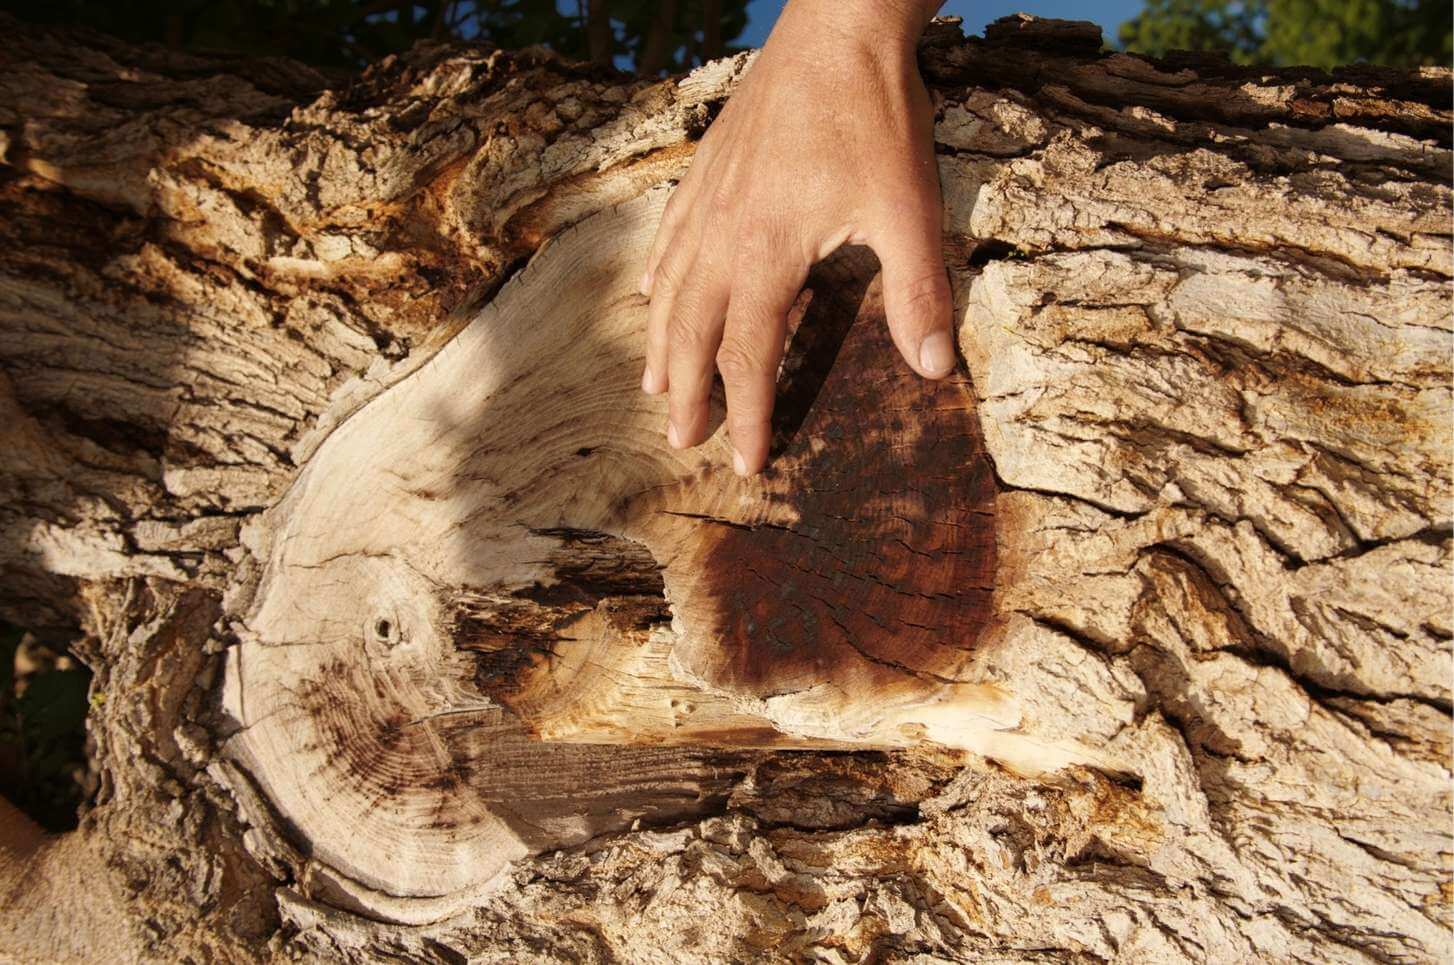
{"left": 0, "top": 12, "right": 1449, "bottom": 962}
{"left": 587, "top": 0, "right": 613, "bottom": 66}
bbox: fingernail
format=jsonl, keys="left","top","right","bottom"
{"left": 641, "top": 366, "right": 654, "bottom": 393}
{"left": 639, "top": 270, "right": 652, "bottom": 296}
{"left": 918, "top": 331, "right": 955, "bottom": 376}
{"left": 667, "top": 421, "right": 684, "bottom": 449}
{"left": 732, "top": 446, "right": 748, "bottom": 476}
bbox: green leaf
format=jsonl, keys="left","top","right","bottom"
{"left": 1120, "top": 0, "right": 1452, "bottom": 67}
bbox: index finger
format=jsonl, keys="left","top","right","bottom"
{"left": 717, "top": 264, "right": 806, "bottom": 475}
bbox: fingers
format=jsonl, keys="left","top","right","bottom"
{"left": 643, "top": 241, "right": 685, "bottom": 396}
{"left": 641, "top": 174, "right": 694, "bottom": 298}
{"left": 717, "top": 267, "right": 804, "bottom": 475}
{"left": 641, "top": 178, "right": 697, "bottom": 395}
{"left": 871, "top": 197, "right": 956, "bottom": 380}
{"left": 665, "top": 253, "right": 731, "bottom": 450}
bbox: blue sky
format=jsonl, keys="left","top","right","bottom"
{"left": 738, "top": 1, "right": 1144, "bottom": 49}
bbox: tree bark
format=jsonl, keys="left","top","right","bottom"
{"left": 0, "top": 12, "right": 1450, "bottom": 963}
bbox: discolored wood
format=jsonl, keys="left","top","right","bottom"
{"left": 0, "top": 11, "right": 1449, "bottom": 963}
{"left": 215, "top": 199, "right": 1045, "bottom": 918}
{"left": 660, "top": 249, "right": 999, "bottom": 699}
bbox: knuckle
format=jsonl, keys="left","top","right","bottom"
{"left": 714, "top": 332, "right": 772, "bottom": 384}
{"left": 661, "top": 185, "right": 691, "bottom": 227}
{"left": 730, "top": 415, "right": 771, "bottom": 441}
{"left": 895, "top": 269, "right": 951, "bottom": 312}
{"left": 728, "top": 400, "right": 773, "bottom": 432}
{"left": 707, "top": 183, "right": 737, "bottom": 217}
{"left": 668, "top": 393, "right": 702, "bottom": 420}
{"left": 669, "top": 310, "right": 714, "bottom": 351}
{"left": 731, "top": 223, "right": 781, "bottom": 268}
{"left": 654, "top": 253, "right": 688, "bottom": 293}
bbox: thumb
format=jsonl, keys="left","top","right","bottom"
{"left": 871, "top": 209, "right": 956, "bottom": 379}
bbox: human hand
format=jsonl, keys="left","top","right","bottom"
{"left": 639, "top": 0, "right": 950, "bottom": 476}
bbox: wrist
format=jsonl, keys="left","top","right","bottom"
{"left": 771, "top": 0, "right": 942, "bottom": 57}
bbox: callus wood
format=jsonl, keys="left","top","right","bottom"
{"left": 0, "top": 12, "right": 1449, "bottom": 962}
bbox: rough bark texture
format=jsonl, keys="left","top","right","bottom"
{"left": 1, "top": 12, "right": 1450, "bottom": 963}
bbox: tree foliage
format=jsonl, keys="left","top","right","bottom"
{"left": 1119, "top": 0, "right": 1452, "bottom": 68}
{"left": 0, "top": 0, "right": 749, "bottom": 72}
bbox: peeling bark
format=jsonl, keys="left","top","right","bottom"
{"left": 0, "top": 12, "right": 1449, "bottom": 963}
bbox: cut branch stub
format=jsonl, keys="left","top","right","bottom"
{"left": 219, "top": 191, "right": 1049, "bottom": 918}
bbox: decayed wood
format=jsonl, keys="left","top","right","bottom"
{"left": 0, "top": 11, "right": 1450, "bottom": 962}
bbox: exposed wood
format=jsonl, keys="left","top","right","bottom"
{"left": 217, "top": 210, "right": 1097, "bottom": 916}
{"left": 0, "top": 11, "right": 1449, "bottom": 962}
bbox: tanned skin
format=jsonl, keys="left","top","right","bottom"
{"left": 640, "top": 0, "right": 951, "bottom": 476}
